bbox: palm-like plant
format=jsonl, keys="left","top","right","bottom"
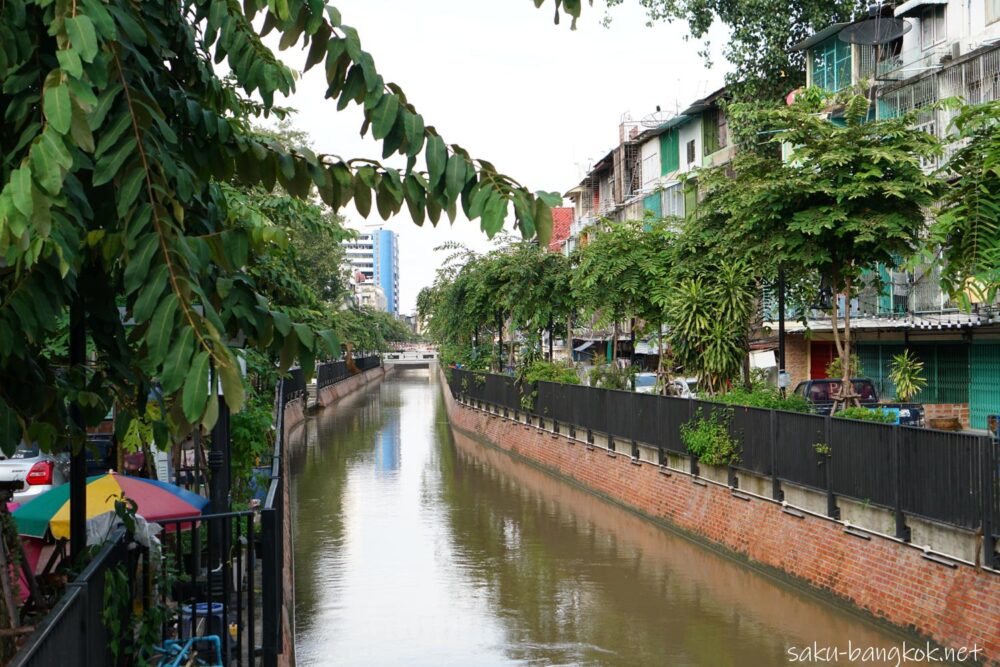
{"left": 889, "top": 349, "right": 927, "bottom": 402}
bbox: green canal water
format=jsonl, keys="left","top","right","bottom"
{"left": 291, "top": 369, "right": 946, "bottom": 666}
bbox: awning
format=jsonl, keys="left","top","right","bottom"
{"left": 789, "top": 22, "right": 851, "bottom": 52}
{"left": 894, "top": 0, "right": 946, "bottom": 17}
{"left": 573, "top": 341, "right": 594, "bottom": 352}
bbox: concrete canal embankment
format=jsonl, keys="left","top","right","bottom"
{"left": 278, "top": 363, "right": 392, "bottom": 666}
{"left": 440, "top": 370, "right": 1000, "bottom": 665}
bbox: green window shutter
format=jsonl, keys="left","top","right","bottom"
{"left": 703, "top": 111, "right": 719, "bottom": 155}
{"left": 684, "top": 181, "right": 698, "bottom": 217}
{"left": 660, "top": 130, "right": 679, "bottom": 175}
{"left": 970, "top": 343, "right": 1000, "bottom": 429}
{"left": 643, "top": 193, "right": 662, "bottom": 218}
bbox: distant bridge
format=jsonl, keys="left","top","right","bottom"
{"left": 384, "top": 349, "right": 439, "bottom": 369}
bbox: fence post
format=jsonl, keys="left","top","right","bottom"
{"left": 688, "top": 398, "right": 699, "bottom": 476}
{"left": 892, "top": 425, "right": 911, "bottom": 542}
{"left": 261, "top": 507, "right": 279, "bottom": 667}
{"left": 824, "top": 415, "right": 839, "bottom": 519}
{"left": 981, "top": 437, "right": 998, "bottom": 569}
{"left": 769, "top": 410, "right": 783, "bottom": 501}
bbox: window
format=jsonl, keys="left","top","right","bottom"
{"left": 990, "top": 0, "right": 1000, "bottom": 24}
{"left": 685, "top": 139, "right": 696, "bottom": 165}
{"left": 920, "top": 5, "right": 945, "bottom": 50}
{"left": 661, "top": 183, "right": 685, "bottom": 218}
{"left": 702, "top": 108, "right": 728, "bottom": 155}
{"left": 642, "top": 153, "right": 658, "bottom": 188}
{"left": 811, "top": 37, "right": 852, "bottom": 92}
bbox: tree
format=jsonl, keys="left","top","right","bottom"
{"left": 690, "top": 91, "right": 940, "bottom": 409}
{"left": 664, "top": 261, "right": 756, "bottom": 393}
{"left": 929, "top": 100, "right": 1000, "bottom": 308}
{"left": 571, "top": 220, "right": 671, "bottom": 363}
{"left": 602, "top": 0, "right": 859, "bottom": 101}
{"left": 0, "top": 1, "right": 562, "bottom": 454}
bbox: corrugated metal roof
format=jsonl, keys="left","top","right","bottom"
{"left": 768, "top": 313, "right": 999, "bottom": 333}
{"left": 894, "top": 0, "right": 946, "bottom": 17}
{"left": 789, "top": 22, "right": 852, "bottom": 52}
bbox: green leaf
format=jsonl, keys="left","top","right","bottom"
{"left": 56, "top": 49, "right": 83, "bottom": 79}
{"left": 43, "top": 82, "right": 72, "bottom": 135}
{"left": 147, "top": 293, "right": 179, "bottom": 362}
{"left": 371, "top": 94, "right": 399, "bottom": 141}
{"left": 182, "top": 350, "right": 210, "bottom": 422}
{"left": 426, "top": 135, "right": 446, "bottom": 188}
{"left": 202, "top": 393, "right": 219, "bottom": 431}
{"left": 403, "top": 111, "right": 425, "bottom": 158}
{"left": 93, "top": 137, "right": 137, "bottom": 186}
{"left": 65, "top": 15, "right": 99, "bottom": 63}
{"left": 445, "top": 154, "right": 468, "bottom": 202}
{"left": 354, "top": 176, "right": 372, "bottom": 217}
{"left": 10, "top": 167, "right": 33, "bottom": 217}
{"left": 117, "top": 168, "right": 145, "bottom": 216}
{"left": 132, "top": 265, "right": 167, "bottom": 323}
{"left": 217, "top": 351, "right": 245, "bottom": 412}
{"left": 160, "top": 326, "right": 194, "bottom": 393}
{"left": 271, "top": 310, "right": 291, "bottom": 336}
{"left": 293, "top": 322, "right": 314, "bottom": 350}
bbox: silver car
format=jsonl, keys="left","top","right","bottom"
{"left": 0, "top": 442, "right": 70, "bottom": 502}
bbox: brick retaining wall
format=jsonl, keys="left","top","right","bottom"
{"left": 441, "top": 379, "right": 1000, "bottom": 664}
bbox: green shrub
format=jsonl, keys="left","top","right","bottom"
{"left": 713, "top": 385, "right": 812, "bottom": 413}
{"left": 837, "top": 406, "right": 897, "bottom": 423}
{"left": 680, "top": 409, "right": 740, "bottom": 466}
{"left": 522, "top": 361, "right": 580, "bottom": 385}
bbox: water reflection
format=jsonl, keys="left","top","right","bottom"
{"left": 292, "top": 370, "right": 939, "bottom": 666}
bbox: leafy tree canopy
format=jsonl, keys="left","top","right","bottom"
{"left": 0, "top": 0, "right": 562, "bottom": 454}
{"left": 929, "top": 100, "right": 1000, "bottom": 307}
{"left": 688, "top": 90, "right": 941, "bottom": 404}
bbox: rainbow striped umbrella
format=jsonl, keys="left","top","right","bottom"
{"left": 13, "top": 473, "right": 209, "bottom": 539}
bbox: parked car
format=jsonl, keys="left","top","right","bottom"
{"left": 792, "top": 378, "right": 924, "bottom": 427}
{"left": 667, "top": 377, "right": 699, "bottom": 399}
{"left": 633, "top": 373, "right": 698, "bottom": 398}
{"left": 634, "top": 372, "right": 658, "bottom": 394}
{"left": 0, "top": 441, "right": 70, "bottom": 502}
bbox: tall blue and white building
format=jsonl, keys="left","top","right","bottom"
{"left": 342, "top": 227, "right": 400, "bottom": 315}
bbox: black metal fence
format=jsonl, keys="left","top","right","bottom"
{"left": 13, "top": 375, "right": 295, "bottom": 667}
{"left": 11, "top": 529, "right": 135, "bottom": 667}
{"left": 316, "top": 356, "right": 381, "bottom": 390}
{"left": 450, "top": 369, "right": 999, "bottom": 566}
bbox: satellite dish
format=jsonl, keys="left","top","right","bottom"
{"left": 838, "top": 17, "right": 910, "bottom": 45}
{"left": 640, "top": 107, "right": 673, "bottom": 129}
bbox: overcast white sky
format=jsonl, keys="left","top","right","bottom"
{"left": 273, "top": 1, "right": 730, "bottom": 315}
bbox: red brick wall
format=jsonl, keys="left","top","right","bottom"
{"left": 923, "top": 403, "right": 971, "bottom": 429}
{"left": 442, "top": 388, "right": 1000, "bottom": 664}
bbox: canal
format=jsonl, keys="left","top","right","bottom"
{"left": 291, "top": 370, "right": 938, "bottom": 666}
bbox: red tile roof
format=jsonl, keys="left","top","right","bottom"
{"left": 548, "top": 207, "right": 573, "bottom": 252}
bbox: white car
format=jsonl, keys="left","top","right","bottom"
{"left": 0, "top": 442, "right": 69, "bottom": 502}
{"left": 634, "top": 373, "right": 658, "bottom": 394}
{"left": 633, "top": 374, "right": 699, "bottom": 398}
